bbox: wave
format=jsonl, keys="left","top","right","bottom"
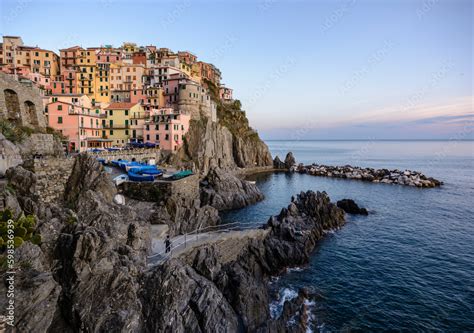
{"left": 269, "top": 288, "right": 298, "bottom": 319}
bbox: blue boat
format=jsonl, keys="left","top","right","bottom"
{"left": 96, "top": 158, "right": 106, "bottom": 165}
{"left": 128, "top": 170, "right": 154, "bottom": 182}
{"left": 119, "top": 160, "right": 142, "bottom": 170}
{"left": 111, "top": 159, "right": 127, "bottom": 167}
{"left": 129, "top": 166, "right": 163, "bottom": 176}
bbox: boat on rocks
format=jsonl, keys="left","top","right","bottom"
{"left": 171, "top": 170, "right": 193, "bottom": 180}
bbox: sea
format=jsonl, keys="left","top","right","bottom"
{"left": 222, "top": 140, "right": 474, "bottom": 332}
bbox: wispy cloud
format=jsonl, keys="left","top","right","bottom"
{"left": 260, "top": 96, "right": 474, "bottom": 139}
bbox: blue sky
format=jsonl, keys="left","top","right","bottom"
{"left": 1, "top": 0, "right": 472, "bottom": 139}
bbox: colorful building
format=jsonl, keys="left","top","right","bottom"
{"left": 46, "top": 100, "right": 110, "bottom": 152}
{"left": 103, "top": 102, "right": 144, "bottom": 146}
{"left": 0, "top": 36, "right": 59, "bottom": 91}
{"left": 143, "top": 108, "right": 191, "bottom": 151}
{"left": 219, "top": 85, "right": 233, "bottom": 101}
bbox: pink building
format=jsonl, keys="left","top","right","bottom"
{"left": 219, "top": 85, "right": 233, "bottom": 101}
{"left": 143, "top": 108, "right": 190, "bottom": 152}
{"left": 130, "top": 88, "right": 146, "bottom": 104}
{"left": 51, "top": 68, "right": 77, "bottom": 94}
{"left": 47, "top": 100, "right": 110, "bottom": 152}
{"left": 96, "top": 47, "right": 122, "bottom": 64}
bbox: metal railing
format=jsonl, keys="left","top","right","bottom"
{"left": 147, "top": 221, "right": 265, "bottom": 266}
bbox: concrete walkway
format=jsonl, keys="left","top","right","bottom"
{"left": 148, "top": 228, "right": 266, "bottom": 266}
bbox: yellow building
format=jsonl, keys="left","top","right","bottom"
{"left": 179, "top": 61, "right": 192, "bottom": 78}
{"left": 143, "top": 86, "right": 166, "bottom": 109}
{"left": 76, "top": 64, "right": 95, "bottom": 99}
{"left": 103, "top": 102, "right": 144, "bottom": 146}
{"left": 1, "top": 36, "right": 59, "bottom": 80}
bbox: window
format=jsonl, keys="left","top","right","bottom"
{"left": 146, "top": 134, "right": 150, "bottom": 140}
{"left": 125, "top": 110, "right": 129, "bottom": 116}
{"left": 125, "top": 120, "right": 129, "bottom": 126}
{"left": 165, "top": 134, "right": 169, "bottom": 140}
{"left": 110, "top": 130, "right": 114, "bottom": 135}
{"left": 125, "top": 130, "right": 129, "bottom": 135}
{"left": 155, "top": 134, "right": 159, "bottom": 140}
{"left": 57, "top": 105, "right": 62, "bottom": 110}
{"left": 109, "top": 110, "right": 113, "bottom": 116}
{"left": 155, "top": 124, "right": 159, "bottom": 130}
{"left": 58, "top": 116, "right": 63, "bottom": 123}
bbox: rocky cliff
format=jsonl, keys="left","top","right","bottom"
{"left": 140, "top": 190, "right": 345, "bottom": 332}
{"left": 171, "top": 101, "right": 273, "bottom": 212}
{"left": 0, "top": 145, "right": 345, "bottom": 331}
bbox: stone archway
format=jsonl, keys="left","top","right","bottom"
{"left": 4, "top": 89, "right": 21, "bottom": 122}
{"left": 24, "top": 100, "right": 38, "bottom": 126}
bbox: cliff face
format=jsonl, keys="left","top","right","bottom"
{"left": 176, "top": 104, "right": 273, "bottom": 175}
{"left": 171, "top": 102, "right": 273, "bottom": 212}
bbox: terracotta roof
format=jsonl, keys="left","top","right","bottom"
{"left": 60, "top": 45, "right": 83, "bottom": 51}
{"left": 104, "top": 102, "right": 138, "bottom": 110}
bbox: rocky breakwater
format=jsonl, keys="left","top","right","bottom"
{"left": 141, "top": 190, "right": 345, "bottom": 332}
{"left": 294, "top": 163, "right": 442, "bottom": 188}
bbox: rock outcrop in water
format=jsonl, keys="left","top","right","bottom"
{"left": 273, "top": 152, "right": 296, "bottom": 170}
{"left": 337, "top": 199, "right": 369, "bottom": 215}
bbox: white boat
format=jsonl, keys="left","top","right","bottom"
{"left": 113, "top": 174, "right": 129, "bottom": 186}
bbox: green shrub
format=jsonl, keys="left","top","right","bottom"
{"left": 0, "top": 209, "right": 40, "bottom": 251}
{"left": 31, "top": 234, "right": 42, "bottom": 245}
{"left": 0, "top": 119, "right": 34, "bottom": 143}
{"left": 15, "top": 226, "right": 27, "bottom": 238}
{"left": 13, "top": 237, "right": 23, "bottom": 248}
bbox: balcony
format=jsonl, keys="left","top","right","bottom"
{"left": 102, "top": 124, "right": 130, "bottom": 129}
{"left": 130, "top": 114, "right": 148, "bottom": 120}
{"left": 69, "top": 109, "right": 106, "bottom": 118}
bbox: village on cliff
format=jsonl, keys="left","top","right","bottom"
{"left": 0, "top": 35, "right": 234, "bottom": 153}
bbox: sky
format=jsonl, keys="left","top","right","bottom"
{"left": 0, "top": 0, "right": 472, "bottom": 140}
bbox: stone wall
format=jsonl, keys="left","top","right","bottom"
{"left": 23, "top": 157, "right": 75, "bottom": 203}
{"left": 0, "top": 72, "right": 46, "bottom": 129}
{"left": 88, "top": 148, "right": 161, "bottom": 163}
{"left": 18, "top": 133, "right": 64, "bottom": 158}
{"left": 119, "top": 174, "right": 199, "bottom": 203}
